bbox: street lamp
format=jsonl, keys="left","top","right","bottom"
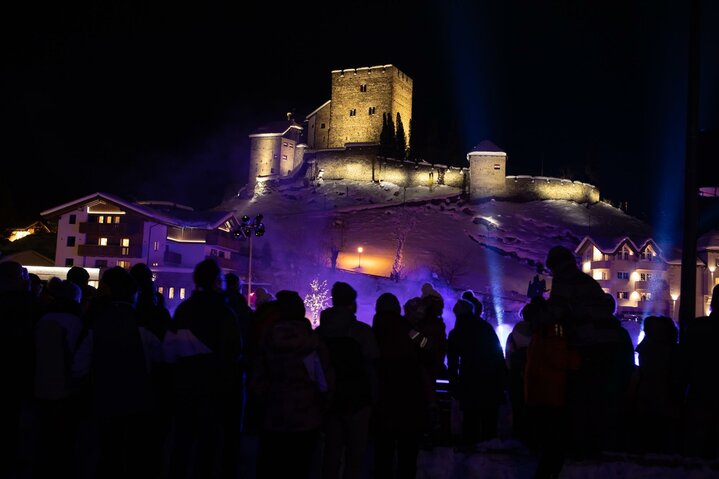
{"left": 671, "top": 293, "right": 679, "bottom": 321}
{"left": 357, "top": 246, "right": 363, "bottom": 268}
{"left": 233, "top": 214, "right": 266, "bottom": 301}
{"left": 710, "top": 265, "right": 716, "bottom": 292}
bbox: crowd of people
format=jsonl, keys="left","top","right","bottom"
{"left": 1, "top": 243, "right": 718, "bottom": 479}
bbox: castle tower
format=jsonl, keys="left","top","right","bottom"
{"left": 468, "top": 140, "right": 507, "bottom": 200}
{"left": 327, "top": 64, "right": 412, "bottom": 148}
{"left": 247, "top": 118, "right": 303, "bottom": 193}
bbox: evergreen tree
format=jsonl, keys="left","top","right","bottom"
{"left": 379, "top": 113, "right": 390, "bottom": 158}
{"left": 387, "top": 113, "right": 396, "bottom": 159}
{"left": 395, "top": 112, "right": 407, "bottom": 162}
{"left": 407, "top": 117, "right": 417, "bottom": 163}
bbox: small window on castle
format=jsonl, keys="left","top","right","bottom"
{"left": 320, "top": 123, "right": 326, "bottom": 129}
{"left": 283, "top": 142, "right": 288, "bottom": 147}
{"left": 282, "top": 155, "right": 288, "bottom": 160}
{"left": 368, "top": 107, "right": 376, "bottom": 115}
{"left": 349, "top": 109, "right": 356, "bottom": 117}
{"left": 494, "top": 164, "right": 501, "bottom": 170}
{"left": 360, "top": 84, "right": 367, "bottom": 92}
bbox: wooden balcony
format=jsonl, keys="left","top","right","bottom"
{"left": 78, "top": 244, "right": 143, "bottom": 258}
{"left": 206, "top": 230, "right": 243, "bottom": 251}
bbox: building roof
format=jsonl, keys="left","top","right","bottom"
{"left": 249, "top": 120, "right": 303, "bottom": 137}
{"left": 40, "top": 192, "right": 236, "bottom": 230}
{"left": 468, "top": 140, "right": 506, "bottom": 155}
{"left": 575, "top": 235, "right": 662, "bottom": 256}
{"left": 305, "top": 100, "right": 331, "bottom": 120}
{"left": 0, "top": 250, "right": 54, "bottom": 267}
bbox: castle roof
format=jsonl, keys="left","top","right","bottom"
{"left": 470, "top": 140, "right": 505, "bottom": 153}
{"left": 249, "top": 120, "right": 303, "bottom": 137}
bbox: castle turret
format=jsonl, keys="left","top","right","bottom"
{"left": 468, "top": 140, "right": 507, "bottom": 200}
{"left": 247, "top": 119, "right": 303, "bottom": 194}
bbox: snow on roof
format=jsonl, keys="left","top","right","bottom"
{"left": 41, "top": 192, "right": 235, "bottom": 230}
{"left": 469, "top": 140, "right": 505, "bottom": 154}
{"left": 249, "top": 120, "right": 303, "bottom": 137}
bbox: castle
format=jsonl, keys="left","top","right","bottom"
{"left": 248, "top": 64, "right": 600, "bottom": 204}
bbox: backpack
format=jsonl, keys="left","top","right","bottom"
{"left": 523, "top": 322, "right": 581, "bottom": 407}
{"left": 324, "top": 336, "right": 372, "bottom": 414}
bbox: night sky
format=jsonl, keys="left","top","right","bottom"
{"left": 2, "top": 1, "right": 718, "bottom": 241}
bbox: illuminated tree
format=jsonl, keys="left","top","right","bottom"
{"left": 304, "top": 278, "right": 330, "bottom": 328}
{"left": 380, "top": 113, "right": 391, "bottom": 158}
{"left": 386, "top": 114, "right": 396, "bottom": 159}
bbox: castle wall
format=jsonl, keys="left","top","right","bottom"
{"left": 311, "top": 147, "right": 466, "bottom": 189}
{"left": 328, "top": 65, "right": 412, "bottom": 148}
{"left": 306, "top": 101, "right": 331, "bottom": 150}
{"left": 249, "top": 136, "right": 280, "bottom": 180}
{"left": 469, "top": 153, "right": 507, "bottom": 198}
{"left": 501, "top": 176, "right": 600, "bottom": 203}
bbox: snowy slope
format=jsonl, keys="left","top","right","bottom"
{"left": 219, "top": 178, "right": 652, "bottom": 336}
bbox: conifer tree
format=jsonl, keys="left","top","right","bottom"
{"left": 395, "top": 112, "right": 406, "bottom": 162}
{"left": 407, "top": 117, "right": 416, "bottom": 162}
{"left": 379, "top": 113, "right": 390, "bottom": 158}
{"left": 387, "top": 113, "right": 396, "bottom": 159}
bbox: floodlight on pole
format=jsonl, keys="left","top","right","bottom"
{"left": 233, "top": 213, "right": 266, "bottom": 302}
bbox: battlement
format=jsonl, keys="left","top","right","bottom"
{"left": 331, "top": 64, "right": 413, "bottom": 86}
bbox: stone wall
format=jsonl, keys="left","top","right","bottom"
{"left": 501, "top": 176, "right": 599, "bottom": 203}
{"left": 310, "top": 147, "right": 467, "bottom": 189}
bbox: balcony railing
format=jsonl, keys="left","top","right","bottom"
{"left": 206, "top": 230, "right": 243, "bottom": 251}
{"left": 163, "top": 250, "right": 182, "bottom": 265}
{"left": 79, "top": 222, "right": 144, "bottom": 235}
{"left": 78, "top": 244, "right": 143, "bottom": 258}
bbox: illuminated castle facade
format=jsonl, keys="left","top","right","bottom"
{"left": 248, "top": 64, "right": 600, "bottom": 204}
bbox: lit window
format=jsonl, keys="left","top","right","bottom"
{"left": 180, "top": 288, "right": 186, "bottom": 300}
{"left": 122, "top": 238, "right": 130, "bottom": 247}
{"left": 640, "top": 273, "right": 653, "bottom": 281}
{"left": 114, "top": 216, "right": 121, "bottom": 224}
{"left": 169, "top": 287, "right": 175, "bottom": 299}
{"left": 99, "top": 216, "right": 105, "bottom": 224}
{"left": 158, "top": 287, "right": 164, "bottom": 295}
{"left": 67, "top": 236, "right": 76, "bottom": 247}
{"left": 117, "top": 260, "right": 130, "bottom": 269}
{"left": 69, "top": 214, "right": 76, "bottom": 224}
{"left": 153, "top": 241, "right": 159, "bottom": 251}
{"left": 99, "top": 237, "right": 108, "bottom": 246}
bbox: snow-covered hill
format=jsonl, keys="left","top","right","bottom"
{"left": 218, "top": 178, "right": 653, "bottom": 341}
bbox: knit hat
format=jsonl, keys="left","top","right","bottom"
{"left": 254, "top": 287, "right": 274, "bottom": 308}
{"left": 453, "top": 299, "right": 475, "bottom": 318}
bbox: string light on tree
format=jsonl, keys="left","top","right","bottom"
{"left": 304, "top": 278, "right": 330, "bottom": 328}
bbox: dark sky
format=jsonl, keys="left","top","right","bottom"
{"left": 1, "top": 1, "right": 718, "bottom": 240}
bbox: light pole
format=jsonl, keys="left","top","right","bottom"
{"left": 234, "top": 214, "right": 266, "bottom": 302}
{"left": 671, "top": 293, "right": 679, "bottom": 321}
{"left": 710, "top": 265, "right": 716, "bottom": 293}
{"left": 357, "top": 246, "right": 363, "bottom": 268}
